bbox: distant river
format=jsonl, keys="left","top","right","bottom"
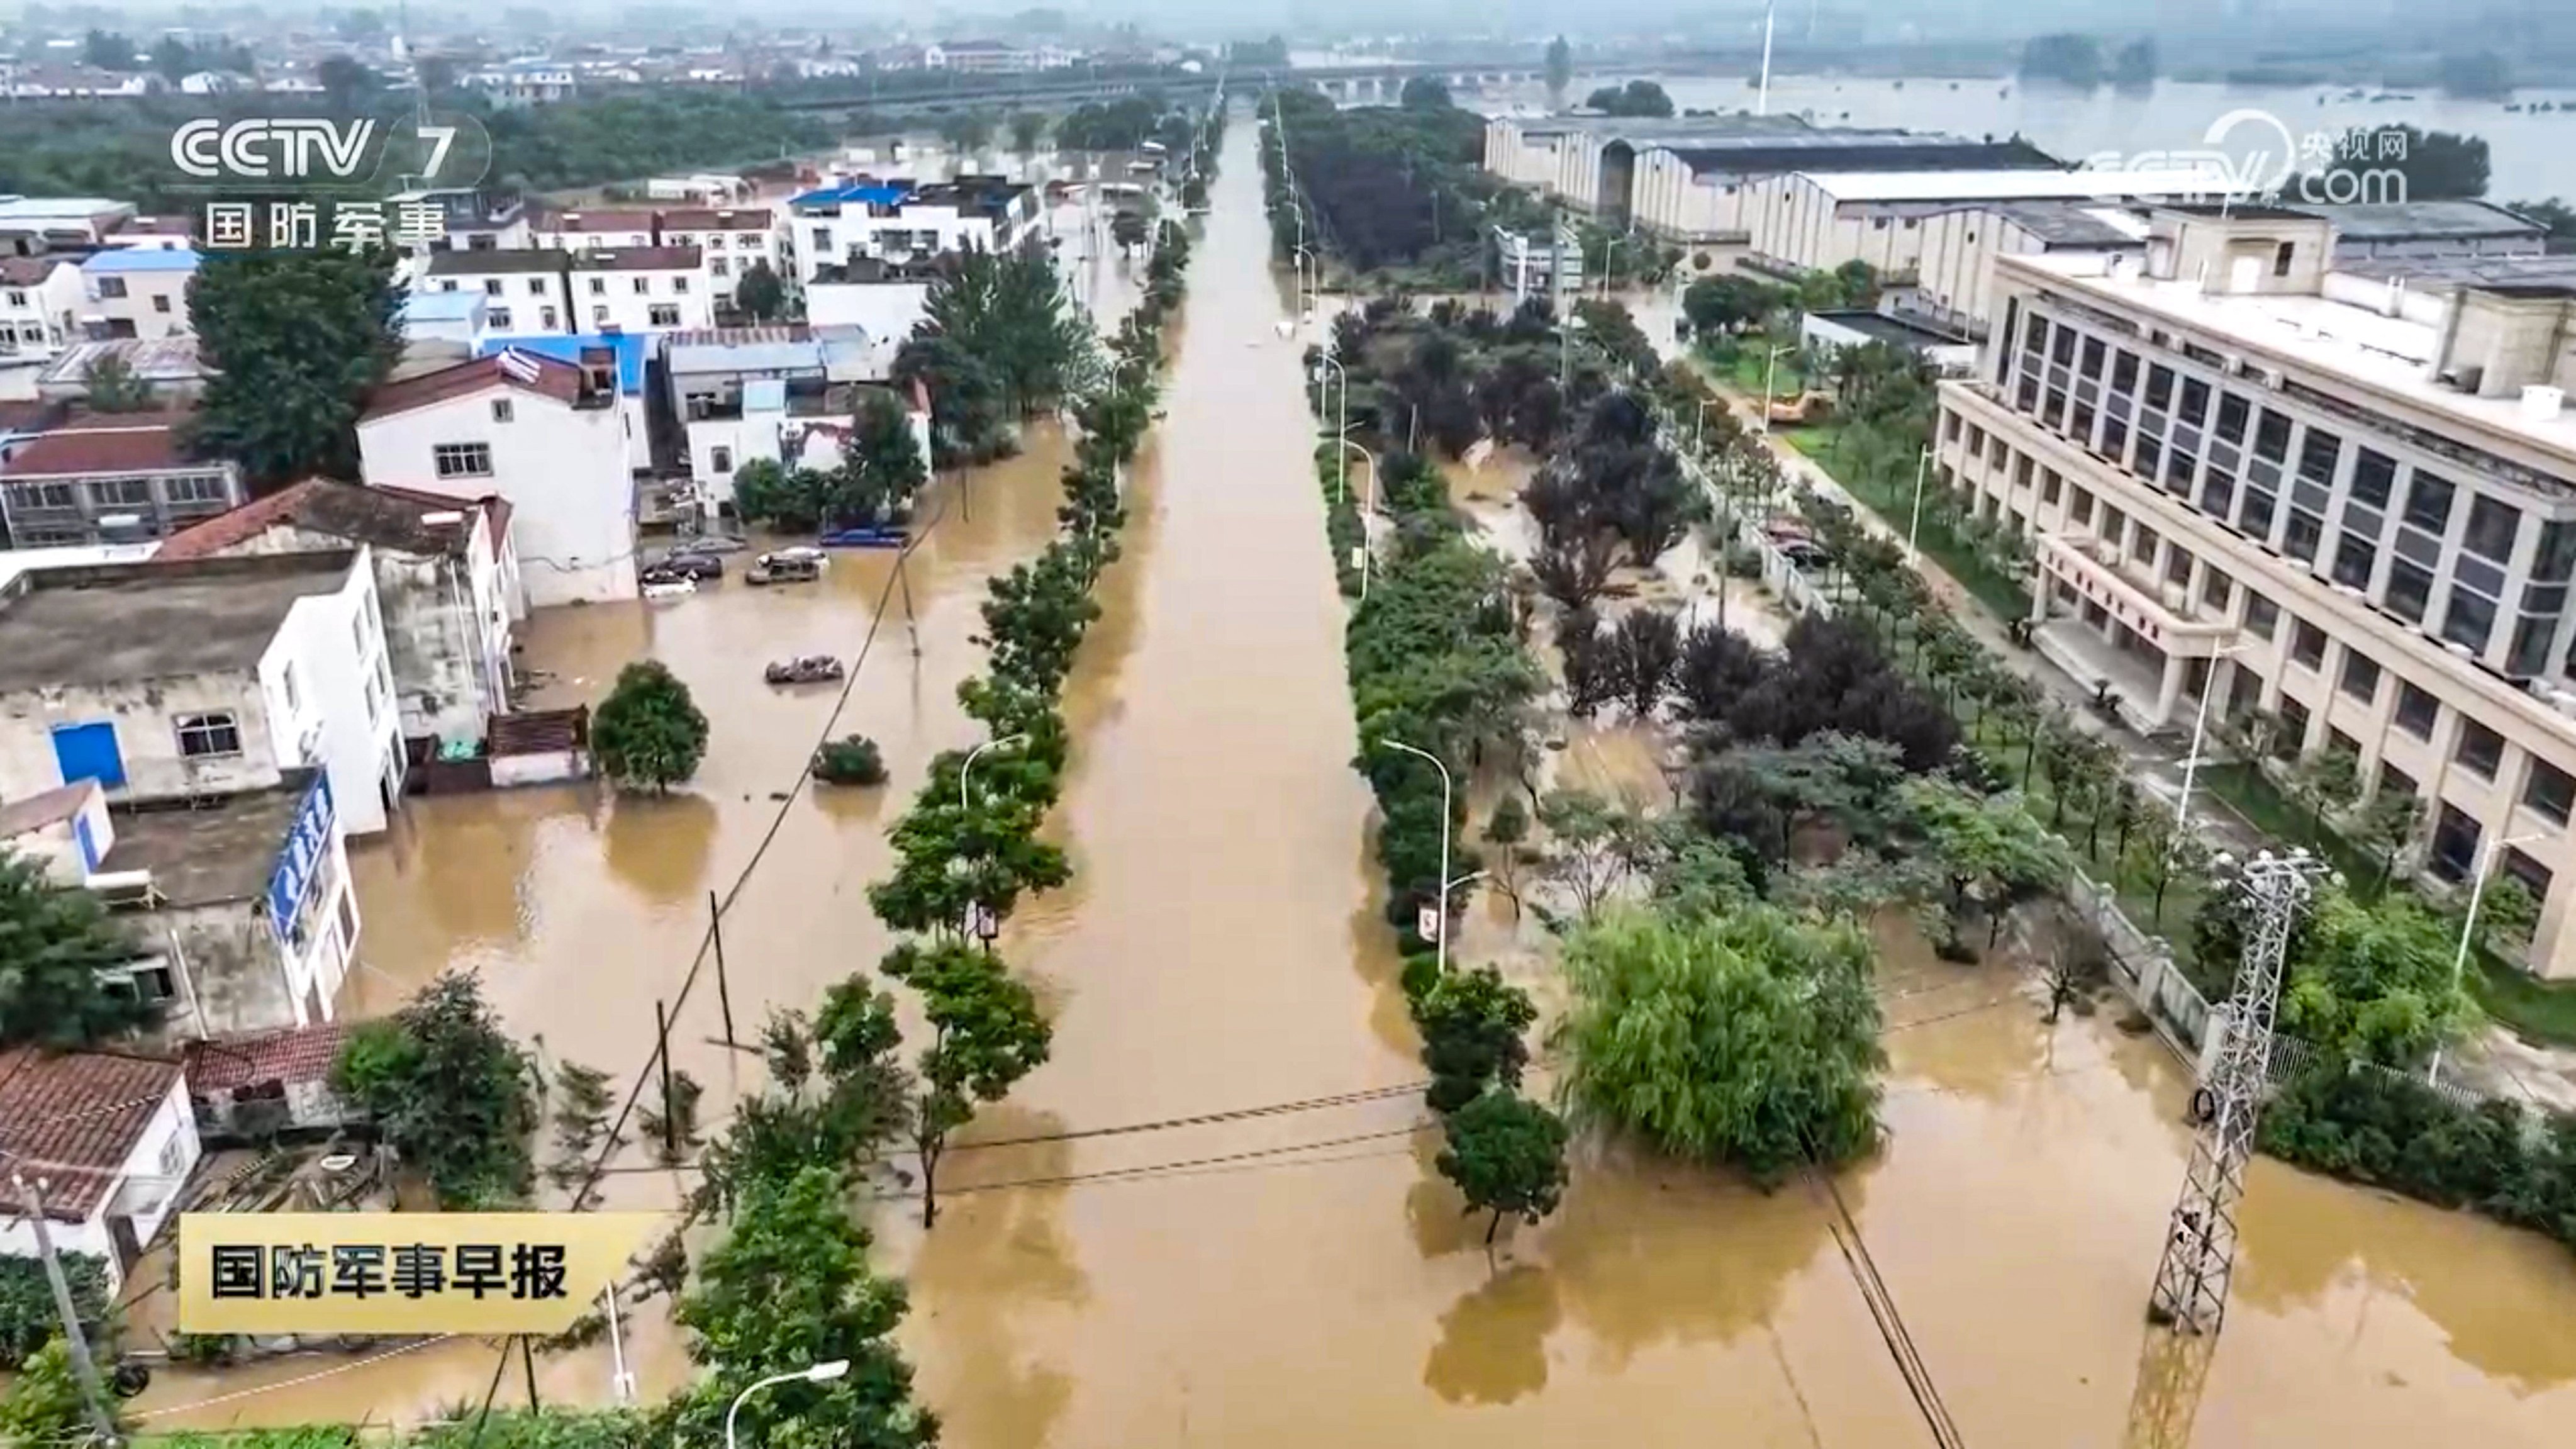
{"left": 1495, "top": 73, "right": 2576, "bottom": 203}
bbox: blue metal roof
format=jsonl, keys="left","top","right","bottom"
{"left": 474, "top": 332, "right": 649, "bottom": 395}
{"left": 82, "top": 248, "right": 201, "bottom": 274}
{"left": 789, "top": 183, "right": 912, "bottom": 211}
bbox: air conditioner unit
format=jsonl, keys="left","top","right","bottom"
{"left": 2259, "top": 367, "right": 2286, "bottom": 389}
{"left": 84, "top": 868, "right": 158, "bottom": 907}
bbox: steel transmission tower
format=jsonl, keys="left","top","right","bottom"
{"left": 2146, "top": 848, "right": 2326, "bottom": 1335}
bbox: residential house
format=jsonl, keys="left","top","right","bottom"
{"left": 35, "top": 337, "right": 209, "bottom": 408}
{"left": 157, "top": 480, "right": 523, "bottom": 750}
{"left": 0, "top": 415, "right": 244, "bottom": 547}
{"left": 420, "top": 247, "right": 711, "bottom": 335}
{"left": 787, "top": 177, "right": 1036, "bottom": 285}
{"left": 531, "top": 208, "right": 658, "bottom": 252}
{"left": 467, "top": 62, "right": 576, "bottom": 104}
{"left": 471, "top": 332, "right": 654, "bottom": 473}
{"left": 419, "top": 250, "right": 577, "bottom": 337}
{"left": 803, "top": 257, "right": 931, "bottom": 376}
{"left": 357, "top": 350, "right": 635, "bottom": 605}
{"left": 0, "top": 1046, "right": 199, "bottom": 1288}
{"left": 99, "top": 215, "right": 198, "bottom": 252}
{"left": 0, "top": 255, "right": 88, "bottom": 397}
{"left": 657, "top": 208, "right": 781, "bottom": 300}
{"left": 398, "top": 289, "right": 493, "bottom": 350}
{"left": 82, "top": 249, "right": 200, "bottom": 341}
{"left": 666, "top": 325, "right": 914, "bottom": 509}
{"left": 0, "top": 197, "right": 137, "bottom": 257}
{"left": 0, "top": 550, "right": 403, "bottom": 834}
{"left": 391, "top": 187, "right": 533, "bottom": 254}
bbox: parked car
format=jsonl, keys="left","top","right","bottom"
{"left": 657, "top": 551, "right": 725, "bottom": 581}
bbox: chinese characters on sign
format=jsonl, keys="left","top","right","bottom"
{"left": 179, "top": 1212, "right": 652, "bottom": 1335}
{"left": 263, "top": 771, "right": 335, "bottom": 941}
{"left": 202, "top": 199, "right": 447, "bottom": 254}
{"left": 2295, "top": 125, "right": 2411, "bottom": 175}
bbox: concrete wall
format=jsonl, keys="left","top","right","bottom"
{"left": 359, "top": 390, "right": 637, "bottom": 606}
{"left": 0, "top": 668, "right": 289, "bottom": 803}
{"left": 0, "top": 781, "right": 109, "bottom": 883}
{"left": 569, "top": 265, "right": 715, "bottom": 333}
{"left": 88, "top": 266, "right": 194, "bottom": 340}
{"left": 255, "top": 558, "right": 399, "bottom": 835}
{"left": 806, "top": 280, "right": 928, "bottom": 363}
{"left": 159, "top": 822, "right": 355, "bottom": 1034}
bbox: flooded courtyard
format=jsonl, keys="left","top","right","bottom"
{"left": 130, "top": 116, "right": 2576, "bottom": 1446}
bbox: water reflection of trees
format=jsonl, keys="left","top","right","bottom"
{"left": 2232, "top": 1156, "right": 2576, "bottom": 1392}
{"left": 601, "top": 789, "right": 718, "bottom": 905}
{"left": 1423, "top": 1265, "right": 1561, "bottom": 1405}
{"left": 898, "top": 1104, "right": 1090, "bottom": 1449}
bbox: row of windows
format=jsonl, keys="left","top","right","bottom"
{"left": 2, "top": 474, "right": 230, "bottom": 512}
{"left": 465, "top": 274, "right": 694, "bottom": 298}
{"left": 482, "top": 303, "right": 683, "bottom": 332}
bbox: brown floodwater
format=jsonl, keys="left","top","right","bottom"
{"left": 130, "top": 117, "right": 2576, "bottom": 1445}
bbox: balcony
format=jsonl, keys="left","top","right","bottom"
{"left": 2035, "top": 530, "right": 2239, "bottom": 658}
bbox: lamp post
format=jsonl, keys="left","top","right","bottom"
{"left": 1312, "top": 353, "right": 1351, "bottom": 495}
{"left": 1345, "top": 439, "right": 1379, "bottom": 600}
{"left": 2172, "top": 642, "right": 2255, "bottom": 842}
{"left": 1292, "top": 243, "right": 1317, "bottom": 327}
{"left": 960, "top": 732, "right": 1031, "bottom": 814}
{"left": 1381, "top": 739, "right": 1455, "bottom": 971}
{"left": 1694, "top": 397, "right": 1723, "bottom": 457}
{"left": 725, "top": 1360, "right": 852, "bottom": 1449}
{"left": 1757, "top": 343, "right": 1793, "bottom": 435}
{"left": 2431, "top": 832, "right": 2546, "bottom": 1083}
{"left": 1906, "top": 446, "right": 1931, "bottom": 562}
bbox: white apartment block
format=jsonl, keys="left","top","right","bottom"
{"left": 420, "top": 247, "right": 711, "bottom": 335}
{"left": 81, "top": 249, "right": 198, "bottom": 341}
{"left": 532, "top": 208, "right": 657, "bottom": 252}
{"left": 659, "top": 208, "right": 781, "bottom": 299}
{"left": 0, "top": 255, "right": 86, "bottom": 361}
{"left": 788, "top": 179, "right": 1037, "bottom": 286}
{"left": 1938, "top": 204, "right": 2576, "bottom": 978}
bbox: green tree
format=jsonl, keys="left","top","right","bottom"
{"left": 1581, "top": 80, "right": 1673, "bottom": 118}
{"left": 150, "top": 35, "right": 194, "bottom": 83}
{"left": 1008, "top": 111, "right": 1047, "bottom": 154}
{"left": 331, "top": 973, "right": 537, "bottom": 1206}
{"left": 190, "top": 247, "right": 401, "bottom": 488}
{"left": 2352, "top": 787, "right": 2425, "bottom": 888}
{"left": 316, "top": 53, "right": 377, "bottom": 113}
{"left": 2473, "top": 873, "right": 2541, "bottom": 959}
{"left": 1484, "top": 793, "right": 1529, "bottom": 915}
{"left": 0, "top": 1338, "right": 111, "bottom": 1448}
{"left": 1415, "top": 966, "right": 1538, "bottom": 1112}
{"left": 2290, "top": 743, "right": 2363, "bottom": 838}
{"left": 671, "top": 1166, "right": 934, "bottom": 1449}
{"left": 1536, "top": 788, "right": 1646, "bottom": 921}
{"left": 735, "top": 259, "right": 788, "bottom": 323}
{"left": 1899, "top": 776, "right": 2070, "bottom": 955}
{"left": 695, "top": 985, "right": 913, "bottom": 1217}
{"left": 822, "top": 392, "right": 928, "bottom": 525}
{"left": 812, "top": 735, "right": 887, "bottom": 787}
{"left": 894, "top": 249, "right": 1095, "bottom": 462}
{"left": 0, "top": 849, "right": 153, "bottom": 1048}
{"left": 81, "top": 29, "right": 135, "bottom": 70}
{"left": 1436, "top": 1090, "right": 1571, "bottom": 1246}
{"left": 935, "top": 109, "right": 996, "bottom": 154}
{"left": 1681, "top": 275, "right": 1776, "bottom": 337}
{"left": 81, "top": 353, "right": 153, "bottom": 413}
{"left": 1111, "top": 208, "right": 1149, "bottom": 250}
{"left": 1544, "top": 36, "right": 1572, "bottom": 103}
{"left": 591, "top": 660, "right": 710, "bottom": 792}
{"left": 2277, "top": 887, "right": 2473, "bottom": 1066}
{"left": 0, "top": 1260, "right": 106, "bottom": 1371}
{"left": 1556, "top": 904, "right": 1884, "bottom": 1183}
{"left": 881, "top": 941, "right": 1051, "bottom": 1228}
{"left": 731, "top": 458, "right": 829, "bottom": 531}
{"left": 1400, "top": 77, "right": 1453, "bottom": 111}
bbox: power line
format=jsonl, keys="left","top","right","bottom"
{"left": 1798, "top": 1128, "right": 1965, "bottom": 1449}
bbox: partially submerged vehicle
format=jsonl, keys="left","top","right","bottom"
{"left": 764, "top": 654, "right": 845, "bottom": 685}
{"left": 747, "top": 549, "right": 825, "bottom": 585}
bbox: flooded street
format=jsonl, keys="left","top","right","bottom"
{"left": 131, "top": 118, "right": 2576, "bottom": 1443}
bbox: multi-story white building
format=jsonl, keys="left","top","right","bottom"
{"left": 81, "top": 249, "right": 198, "bottom": 341}
{"left": 0, "top": 196, "right": 136, "bottom": 255}
{"left": 357, "top": 349, "right": 636, "bottom": 605}
{"left": 418, "top": 247, "right": 711, "bottom": 335}
{"left": 1939, "top": 204, "right": 2576, "bottom": 979}
{"left": 659, "top": 207, "right": 782, "bottom": 299}
{"left": 0, "top": 1043, "right": 199, "bottom": 1287}
{"left": 158, "top": 479, "right": 523, "bottom": 750}
{"left": 666, "top": 325, "right": 914, "bottom": 509}
{"left": 788, "top": 178, "right": 1037, "bottom": 285}
{"left": 532, "top": 208, "right": 658, "bottom": 252}
{"left": 0, "top": 255, "right": 87, "bottom": 369}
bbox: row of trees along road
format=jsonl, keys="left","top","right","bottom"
{"left": 1258, "top": 86, "right": 1497, "bottom": 279}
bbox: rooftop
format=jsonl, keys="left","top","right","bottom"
{"left": 400, "top": 290, "right": 488, "bottom": 324}
{"left": 0, "top": 197, "right": 129, "bottom": 226}
{"left": 2339, "top": 253, "right": 2576, "bottom": 292}
{"left": 81, "top": 248, "right": 201, "bottom": 275}
{"left": 184, "top": 1020, "right": 352, "bottom": 1093}
{"left": 36, "top": 336, "right": 206, "bottom": 391}
{"left": 2007, "top": 250, "right": 2576, "bottom": 462}
{"left": 422, "top": 250, "right": 572, "bottom": 277}
{"left": 363, "top": 350, "right": 588, "bottom": 420}
{"left": 668, "top": 324, "right": 874, "bottom": 379}
{"left": 0, "top": 417, "right": 196, "bottom": 478}
{"left": 0, "top": 1046, "right": 185, "bottom": 1221}
{"left": 659, "top": 207, "right": 773, "bottom": 231}
{"left": 1983, "top": 200, "right": 2153, "bottom": 247}
{"left": 0, "top": 550, "right": 357, "bottom": 693}
{"left": 94, "top": 771, "right": 320, "bottom": 909}
{"left": 2290, "top": 199, "right": 2545, "bottom": 242}
{"left": 1808, "top": 308, "right": 1973, "bottom": 349}
{"left": 1806, "top": 167, "right": 2241, "bottom": 205}
{"left": 157, "top": 478, "right": 503, "bottom": 561}
{"left": 568, "top": 246, "right": 703, "bottom": 272}
{"left": 0, "top": 254, "right": 74, "bottom": 286}
{"left": 1503, "top": 112, "right": 1819, "bottom": 143}
{"left": 0, "top": 780, "right": 93, "bottom": 839}
{"left": 540, "top": 208, "right": 656, "bottom": 233}
{"left": 1670, "top": 135, "right": 2059, "bottom": 176}
{"left": 473, "top": 332, "right": 649, "bottom": 394}
{"left": 790, "top": 182, "right": 913, "bottom": 210}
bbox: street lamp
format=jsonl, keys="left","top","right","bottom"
{"left": 1905, "top": 446, "right": 1931, "bottom": 562}
{"left": 1756, "top": 343, "right": 1794, "bottom": 435}
{"left": 2431, "top": 831, "right": 2548, "bottom": 1083}
{"left": 726, "top": 1360, "right": 852, "bottom": 1449}
{"left": 2172, "top": 642, "right": 2256, "bottom": 843}
{"left": 961, "top": 732, "right": 1031, "bottom": 813}
{"left": 1693, "top": 397, "right": 1724, "bottom": 456}
{"left": 1342, "top": 439, "right": 1379, "bottom": 600}
{"left": 1292, "top": 243, "right": 1317, "bottom": 326}
{"left": 1381, "top": 739, "right": 1456, "bottom": 971}
{"left": 1312, "top": 354, "right": 1349, "bottom": 490}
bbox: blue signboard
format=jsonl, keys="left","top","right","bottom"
{"left": 265, "top": 773, "right": 336, "bottom": 942}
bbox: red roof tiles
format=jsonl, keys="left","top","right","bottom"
{"left": 361, "top": 352, "right": 585, "bottom": 421}
{"left": 182, "top": 1022, "right": 351, "bottom": 1094}
{"left": 0, "top": 418, "right": 192, "bottom": 478}
{"left": 157, "top": 478, "right": 511, "bottom": 562}
{"left": 0, "top": 1046, "right": 184, "bottom": 1221}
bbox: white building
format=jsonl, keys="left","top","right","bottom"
{"left": 418, "top": 246, "right": 711, "bottom": 335}
{"left": 0, "top": 1046, "right": 198, "bottom": 1288}
{"left": 666, "top": 325, "right": 912, "bottom": 508}
{"left": 468, "top": 63, "right": 576, "bottom": 104}
{"left": 98, "top": 215, "right": 198, "bottom": 252}
{"left": 471, "top": 332, "right": 655, "bottom": 474}
{"left": 1939, "top": 204, "right": 2576, "bottom": 980}
{"left": 357, "top": 349, "right": 636, "bottom": 605}
{"left": 803, "top": 259, "right": 930, "bottom": 372}
{"left": 81, "top": 249, "right": 199, "bottom": 341}
{"left": 0, "top": 196, "right": 135, "bottom": 255}
{"left": 158, "top": 480, "right": 523, "bottom": 749}
{"left": 1902, "top": 201, "right": 2151, "bottom": 341}
{"left": 658, "top": 208, "right": 782, "bottom": 300}
{"left": 788, "top": 178, "right": 1037, "bottom": 286}
{"left": 0, "top": 549, "right": 401, "bottom": 839}
{"left": 0, "top": 255, "right": 88, "bottom": 372}
{"left": 532, "top": 208, "right": 658, "bottom": 252}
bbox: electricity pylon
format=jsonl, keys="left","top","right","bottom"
{"left": 2146, "top": 848, "right": 2327, "bottom": 1335}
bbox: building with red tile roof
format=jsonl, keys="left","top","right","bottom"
{"left": 0, "top": 1044, "right": 200, "bottom": 1284}
{"left": 0, "top": 415, "right": 245, "bottom": 547}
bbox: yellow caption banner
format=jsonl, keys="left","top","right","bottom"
{"left": 177, "top": 1212, "right": 660, "bottom": 1336}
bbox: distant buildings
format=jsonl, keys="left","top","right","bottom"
{"left": 786, "top": 176, "right": 1037, "bottom": 285}
{"left": 665, "top": 325, "right": 917, "bottom": 510}
{"left": 80, "top": 248, "right": 199, "bottom": 340}
{"left": 0, "top": 415, "right": 244, "bottom": 547}
{"left": 418, "top": 247, "right": 713, "bottom": 336}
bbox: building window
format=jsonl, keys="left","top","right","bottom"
{"left": 2429, "top": 803, "right": 2483, "bottom": 883}
{"left": 2296, "top": 428, "right": 2340, "bottom": 485}
{"left": 96, "top": 277, "right": 128, "bottom": 299}
{"left": 712, "top": 259, "right": 730, "bottom": 277}
{"left": 672, "top": 277, "right": 689, "bottom": 294}
{"left": 491, "top": 399, "right": 513, "bottom": 423}
{"left": 2244, "top": 590, "right": 2279, "bottom": 641}
{"left": 593, "top": 306, "right": 610, "bottom": 325}
{"left": 482, "top": 279, "right": 503, "bottom": 296}
{"left": 2456, "top": 719, "right": 2506, "bottom": 778}
{"left": 2200, "top": 568, "right": 2232, "bottom": 613}
{"left": 2385, "top": 558, "right": 2435, "bottom": 624}
{"left": 710, "top": 446, "right": 733, "bottom": 474}
{"left": 2290, "top": 618, "right": 2327, "bottom": 669}
{"left": 2254, "top": 409, "right": 2292, "bottom": 462}
{"left": 2041, "top": 469, "right": 2063, "bottom": 506}
{"left": 2441, "top": 584, "right": 2499, "bottom": 654}
{"left": 2339, "top": 651, "right": 2381, "bottom": 703}
{"left": 2463, "top": 495, "right": 2522, "bottom": 563}
{"left": 2284, "top": 508, "right": 2323, "bottom": 562}
{"left": 527, "top": 277, "right": 547, "bottom": 295}
{"left": 488, "top": 307, "right": 513, "bottom": 330}
{"left": 2526, "top": 761, "right": 2576, "bottom": 826}
{"left": 2394, "top": 680, "right": 2438, "bottom": 737}
{"left": 2215, "top": 393, "right": 2250, "bottom": 443}
{"left": 2403, "top": 470, "right": 2456, "bottom": 534}
{"left": 2273, "top": 240, "right": 2296, "bottom": 277}
{"left": 2110, "top": 350, "right": 2139, "bottom": 393}
{"left": 90, "top": 478, "right": 151, "bottom": 506}
{"left": 649, "top": 304, "right": 681, "bottom": 326}
{"left": 540, "top": 306, "right": 558, "bottom": 329}
{"left": 165, "top": 474, "right": 230, "bottom": 504}
{"left": 589, "top": 277, "right": 606, "bottom": 295}
{"left": 151, "top": 294, "right": 170, "bottom": 314}
{"left": 2329, "top": 531, "right": 2375, "bottom": 591}
{"left": 434, "top": 442, "right": 494, "bottom": 479}
{"left": 2351, "top": 448, "right": 2396, "bottom": 507}
{"left": 632, "top": 277, "right": 650, "bottom": 295}
{"left": 175, "top": 711, "right": 241, "bottom": 758}
{"left": 281, "top": 663, "right": 301, "bottom": 715}
{"left": 2080, "top": 337, "right": 2106, "bottom": 379}
{"left": 2277, "top": 696, "right": 2311, "bottom": 755}
{"left": 2237, "top": 484, "right": 2277, "bottom": 538}
{"left": 2180, "top": 376, "right": 2211, "bottom": 424}
{"left": 2504, "top": 848, "right": 2555, "bottom": 908}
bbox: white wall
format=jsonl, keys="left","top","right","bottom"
{"left": 806, "top": 280, "right": 925, "bottom": 371}
{"left": 0, "top": 263, "right": 85, "bottom": 357}
{"left": 255, "top": 556, "right": 399, "bottom": 834}
{"left": 0, "top": 1078, "right": 199, "bottom": 1291}
{"left": 88, "top": 266, "right": 194, "bottom": 340}
{"left": 433, "top": 269, "right": 576, "bottom": 336}
{"left": 569, "top": 266, "right": 715, "bottom": 333}
{"left": 0, "top": 670, "right": 287, "bottom": 805}
{"left": 359, "top": 388, "right": 637, "bottom": 606}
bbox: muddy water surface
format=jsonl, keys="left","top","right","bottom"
{"left": 132, "top": 118, "right": 2576, "bottom": 1443}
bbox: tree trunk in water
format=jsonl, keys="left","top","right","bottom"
{"left": 1485, "top": 1209, "right": 1502, "bottom": 1246}
{"left": 918, "top": 1131, "right": 944, "bottom": 1229}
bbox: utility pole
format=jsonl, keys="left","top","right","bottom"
{"left": 1554, "top": 214, "right": 1571, "bottom": 391}
{"left": 1757, "top": 0, "right": 1777, "bottom": 116}
{"left": 13, "top": 1173, "right": 119, "bottom": 1445}
{"left": 2144, "top": 849, "right": 2326, "bottom": 1336}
